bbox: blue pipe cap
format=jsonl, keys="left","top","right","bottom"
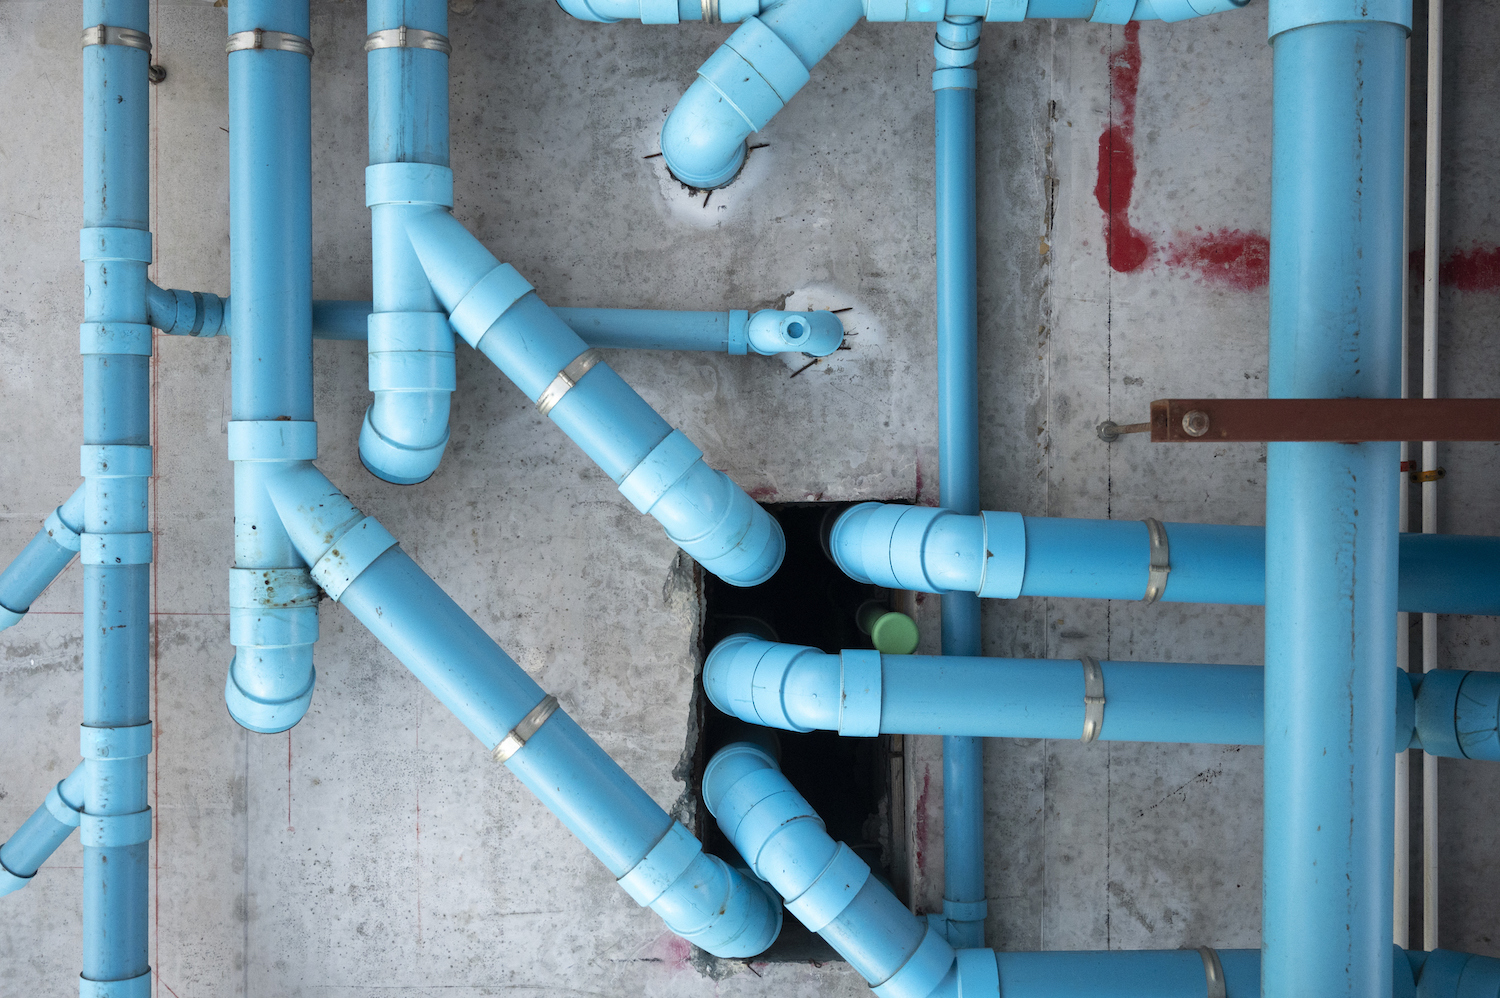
{"left": 746, "top": 310, "right": 845, "bottom": 357}
{"left": 359, "top": 407, "right": 450, "bottom": 486}
{"left": 224, "top": 653, "right": 316, "bottom": 734}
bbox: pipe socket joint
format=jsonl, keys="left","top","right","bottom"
{"left": 745, "top": 309, "right": 845, "bottom": 356}
{"left": 830, "top": 502, "right": 1024, "bottom": 598}
{"left": 620, "top": 431, "right": 785, "bottom": 587}
{"left": 146, "top": 282, "right": 226, "bottom": 338}
{"left": 619, "top": 821, "right": 782, "bottom": 957}
{"left": 1412, "top": 670, "right": 1500, "bottom": 761}
{"left": 359, "top": 311, "right": 456, "bottom": 485}
{"left": 226, "top": 567, "right": 320, "bottom": 734}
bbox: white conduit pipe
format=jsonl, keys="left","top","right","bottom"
{"left": 1421, "top": 0, "right": 1443, "bottom": 954}
{"left": 1395, "top": 29, "right": 1412, "bottom": 952}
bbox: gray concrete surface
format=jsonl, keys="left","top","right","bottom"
{"left": 1, "top": 0, "right": 1497, "bottom": 995}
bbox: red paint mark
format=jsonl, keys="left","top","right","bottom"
{"left": 746, "top": 485, "right": 777, "bottom": 501}
{"left": 913, "top": 451, "right": 925, "bottom": 505}
{"left": 1166, "top": 228, "right": 1270, "bottom": 291}
{"left": 913, "top": 765, "right": 932, "bottom": 875}
{"left": 1095, "top": 23, "right": 1153, "bottom": 273}
{"left": 159, "top": 980, "right": 183, "bottom": 998}
{"left": 1441, "top": 244, "right": 1500, "bottom": 291}
{"left": 286, "top": 730, "right": 293, "bottom": 831}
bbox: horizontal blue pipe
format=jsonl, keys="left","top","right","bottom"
{"left": 0, "top": 485, "right": 84, "bottom": 629}
{"left": 156, "top": 292, "right": 845, "bottom": 356}
{"left": 402, "top": 207, "right": 783, "bottom": 586}
{"left": 0, "top": 763, "right": 86, "bottom": 897}
{"left": 554, "top": 0, "right": 1248, "bottom": 23}
{"left": 258, "top": 461, "right": 780, "bottom": 956}
{"left": 829, "top": 502, "right": 1500, "bottom": 614}
{"left": 703, "top": 635, "right": 1499, "bottom": 756}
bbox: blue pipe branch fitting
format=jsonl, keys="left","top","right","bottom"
{"left": 402, "top": 207, "right": 784, "bottom": 586}
{"left": 147, "top": 281, "right": 226, "bottom": 338}
{"left": 80, "top": 0, "right": 155, "bottom": 991}
{"left": 362, "top": 0, "right": 456, "bottom": 486}
{"left": 224, "top": 0, "right": 320, "bottom": 735}
{"left": 258, "top": 461, "right": 780, "bottom": 957}
{"left": 0, "top": 485, "right": 85, "bottom": 630}
{"left": 704, "top": 741, "right": 971, "bottom": 997}
{"left": 0, "top": 762, "right": 86, "bottom": 898}
{"left": 1263, "top": 6, "right": 1408, "bottom": 996}
{"left": 660, "top": 0, "right": 864, "bottom": 189}
{"left": 829, "top": 502, "right": 1500, "bottom": 614}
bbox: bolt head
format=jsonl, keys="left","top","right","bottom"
{"left": 1182, "top": 410, "right": 1210, "bottom": 437}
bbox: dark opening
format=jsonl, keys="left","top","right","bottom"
{"left": 692, "top": 503, "right": 906, "bottom": 964}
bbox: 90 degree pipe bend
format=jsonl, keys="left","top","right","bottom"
{"left": 660, "top": 0, "right": 864, "bottom": 189}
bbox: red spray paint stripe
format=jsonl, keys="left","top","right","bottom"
{"left": 1094, "top": 23, "right": 1153, "bottom": 273}
{"left": 1166, "top": 228, "right": 1270, "bottom": 291}
{"left": 1441, "top": 244, "right": 1500, "bottom": 292}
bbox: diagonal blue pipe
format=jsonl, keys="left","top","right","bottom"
{"left": 829, "top": 502, "right": 1500, "bottom": 615}
{"left": 80, "top": 0, "right": 155, "bottom": 992}
{"left": 0, "top": 485, "right": 84, "bottom": 631}
{"left": 0, "top": 763, "right": 86, "bottom": 898}
{"left": 255, "top": 459, "right": 780, "bottom": 957}
{"left": 222, "top": 0, "right": 322, "bottom": 736}
{"left": 932, "top": 14, "right": 985, "bottom": 950}
{"left": 401, "top": 207, "right": 784, "bottom": 586}
{"left": 1263, "top": 3, "right": 1409, "bottom": 995}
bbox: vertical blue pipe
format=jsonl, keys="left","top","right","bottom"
{"left": 80, "top": 0, "right": 154, "bottom": 991}
{"left": 1263, "top": 4, "right": 1408, "bottom": 995}
{"left": 934, "top": 15, "right": 985, "bottom": 950}
{"left": 223, "top": 0, "right": 321, "bottom": 734}
{"left": 360, "top": 0, "right": 456, "bottom": 485}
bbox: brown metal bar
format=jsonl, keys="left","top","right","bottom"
{"left": 1148, "top": 398, "right": 1500, "bottom": 443}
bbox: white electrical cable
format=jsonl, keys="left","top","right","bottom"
{"left": 1420, "top": 0, "right": 1444, "bottom": 955}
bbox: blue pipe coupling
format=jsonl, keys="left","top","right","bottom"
{"left": 1410, "top": 670, "right": 1500, "bottom": 761}
{"left": 0, "top": 485, "right": 85, "bottom": 630}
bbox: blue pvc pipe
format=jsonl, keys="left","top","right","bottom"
{"left": 361, "top": 0, "right": 456, "bottom": 486}
{"left": 990, "top": 950, "right": 1262, "bottom": 998}
{"left": 80, "top": 0, "right": 154, "bottom": 990}
{"left": 660, "top": 0, "right": 864, "bottom": 188}
{"left": 0, "top": 763, "right": 86, "bottom": 898}
{"left": 829, "top": 502, "right": 1500, "bottom": 614}
{"left": 155, "top": 295, "right": 847, "bottom": 356}
{"left": 704, "top": 741, "right": 962, "bottom": 997}
{"left": 1263, "top": 10, "right": 1407, "bottom": 997}
{"left": 257, "top": 461, "right": 779, "bottom": 957}
{"left": 0, "top": 485, "right": 84, "bottom": 630}
{"left": 223, "top": 0, "right": 320, "bottom": 734}
{"left": 402, "top": 207, "right": 784, "bottom": 586}
{"left": 933, "top": 16, "right": 985, "bottom": 950}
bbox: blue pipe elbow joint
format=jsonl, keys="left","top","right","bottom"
{"left": 661, "top": 15, "right": 813, "bottom": 189}
{"left": 225, "top": 567, "right": 320, "bottom": 734}
{"left": 621, "top": 430, "right": 785, "bottom": 587}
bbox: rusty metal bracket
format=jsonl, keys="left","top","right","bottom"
{"left": 1145, "top": 398, "right": 1500, "bottom": 443}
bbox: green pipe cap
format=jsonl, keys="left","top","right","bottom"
{"left": 869, "top": 611, "right": 920, "bottom": 655}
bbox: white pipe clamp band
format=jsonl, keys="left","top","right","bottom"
{"left": 493, "top": 694, "right": 560, "bottom": 763}
{"left": 536, "top": 348, "right": 604, "bottom": 417}
{"left": 1197, "top": 946, "right": 1227, "bottom": 998}
{"left": 1081, "top": 655, "right": 1106, "bottom": 743}
{"left": 81, "top": 26, "right": 151, "bottom": 51}
{"left": 1143, "top": 517, "right": 1171, "bottom": 603}
{"left": 365, "top": 26, "right": 452, "bottom": 54}
{"left": 226, "top": 29, "right": 314, "bottom": 57}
